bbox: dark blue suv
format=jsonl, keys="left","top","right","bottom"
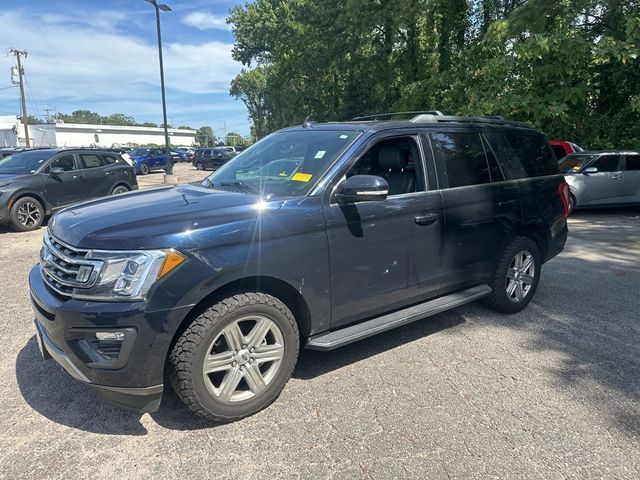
{"left": 129, "top": 147, "right": 171, "bottom": 175}
{"left": 29, "top": 113, "right": 569, "bottom": 420}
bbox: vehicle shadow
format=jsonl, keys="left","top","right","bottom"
{"left": 16, "top": 312, "right": 465, "bottom": 434}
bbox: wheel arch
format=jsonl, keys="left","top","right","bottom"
{"left": 518, "top": 220, "right": 549, "bottom": 262}
{"left": 167, "top": 275, "right": 312, "bottom": 360}
{"left": 8, "top": 191, "right": 50, "bottom": 215}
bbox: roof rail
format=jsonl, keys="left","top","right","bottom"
{"left": 410, "top": 114, "right": 530, "bottom": 128}
{"left": 352, "top": 110, "right": 444, "bottom": 121}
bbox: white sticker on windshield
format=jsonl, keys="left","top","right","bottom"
{"left": 339, "top": 135, "right": 348, "bottom": 139}
{"left": 314, "top": 150, "right": 326, "bottom": 159}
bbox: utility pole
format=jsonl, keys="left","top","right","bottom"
{"left": 10, "top": 49, "right": 30, "bottom": 147}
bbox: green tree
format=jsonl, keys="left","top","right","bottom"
{"left": 196, "top": 126, "right": 216, "bottom": 146}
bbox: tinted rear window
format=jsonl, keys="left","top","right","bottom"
{"left": 504, "top": 133, "right": 558, "bottom": 177}
{"left": 485, "top": 133, "right": 557, "bottom": 179}
{"left": 429, "top": 132, "right": 491, "bottom": 187}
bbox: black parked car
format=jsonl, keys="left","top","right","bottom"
{"left": 193, "top": 147, "right": 234, "bottom": 170}
{"left": 0, "top": 149, "right": 137, "bottom": 231}
{"left": 30, "top": 113, "right": 568, "bottom": 420}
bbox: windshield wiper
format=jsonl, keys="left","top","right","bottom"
{"left": 218, "top": 181, "right": 260, "bottom": 194}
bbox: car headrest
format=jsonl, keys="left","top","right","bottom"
{"left": 378, "top": 147, "right": 409, "bottom": 171}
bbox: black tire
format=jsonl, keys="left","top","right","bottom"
{"left": 111, "top": 185, "right": 130, "bottom": 195}
{"left": 483, "top": 236, "right": 541, "bottom": 314}
{"left": 139, "top": 162, "right": 150, "bottom": 175}
{"left": 568, "top": 194, "right": 576, "bottom": 215}
{"left": 196, "top": 162, "right": 205, "bottom": 171}
{"left": 168, "top": 292, "right": 299, "bottom": 422}
{"left": 10, "top": 196, "right": 44, "bottom": 232}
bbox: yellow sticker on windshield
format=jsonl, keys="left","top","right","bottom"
{"left": 292, "top": 172, "right": 313, "bottom": 182}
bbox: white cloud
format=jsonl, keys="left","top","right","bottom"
{"left": 0, "top": 12, "right": 239, "bottom": 98}
{"left": 182, "top": 12, "right": 230, "bottom": 31}
{"left": 0, "top": 11, "right": 244, "bottom": 126}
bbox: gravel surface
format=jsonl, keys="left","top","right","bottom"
{"left": 0, "top": 175, "right": 638, "bottom": 479}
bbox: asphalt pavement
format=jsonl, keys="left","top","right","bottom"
{"left": 0, "top": 171, "right": 638, "bottom": 479}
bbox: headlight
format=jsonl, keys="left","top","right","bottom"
{"left": 72, "top": 249, "right": 186, "bottom": 301}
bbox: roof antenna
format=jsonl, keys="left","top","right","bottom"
{"left": 303, "top": 116, "right": 314, "bottom": 128}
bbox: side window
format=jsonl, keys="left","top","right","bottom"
{"left": 503, "top": 133, "right": 558, "bottom": 177}
{"left": 79, "top": 154, "right": 105, "bottom": 169}
{"left": 346, "top": 136, "right": 425, "bottom": 196}
{"left": 551, "top": 144, "right": 567, "bottom": 160}
{"left": 592, "top": 155, "right": 621, "bottom": 172}
{"left": 102, "top": 155, "right": 118, "bottom": 165}
{"left": 49, "top": 155, "right": 77, "bottom": 172}
{"left": 625, "top": 155, "right": 640, "bottom": 171}
{"left": 484, "top": 133, "right": 527, "bottom": 180}
{"left": 482, "top": 136, "right": 504, "bottom": 182}
{"left": 429, "top": 132, "right": 490, "bottom": 188}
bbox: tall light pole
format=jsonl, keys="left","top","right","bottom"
{"left": 145, "top": 0, "right": 173, "bottom": 176}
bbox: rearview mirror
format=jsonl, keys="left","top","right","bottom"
{"left": 336, "top": 175, "right": 389, "bottom": 203}
{"left": 49, "top": 167, "right": 64, "bottom": 176}
{"left": 583, "top": 166, "right": 598, "bottom": 175}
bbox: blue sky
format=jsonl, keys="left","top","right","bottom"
{"left": 0, "top": 0, "right": 250, "bottom": 136}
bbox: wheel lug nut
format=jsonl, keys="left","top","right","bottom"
{"left": 232, "top": 361, "right": 237, "bottom": 367}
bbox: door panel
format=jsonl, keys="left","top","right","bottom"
{"left": 428, "top": 129, "right": 521, "bottom": 291}
{"left": 324, "top": 133, "right": 444, "bottom": 328}
{"left": 582, "top": 155, "right": 623, "bottom": 204}
{"left": 77, "top": 153, "right": 112, "bottom": 198}
{"left": 42, "top": 154, "right": 87, "bottom": 208}
{"left": 325, "top": 193, "right": 444, "bottom": 328}
{"left": 622, "top": 155, "right": 640, "bottom": 202}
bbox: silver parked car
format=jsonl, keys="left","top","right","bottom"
{"left": 560, "top": 151, "right": 640, "bottom": 213}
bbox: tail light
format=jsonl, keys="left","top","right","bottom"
{"left": 558, "top": 182, "right": 570, "bottom": 218}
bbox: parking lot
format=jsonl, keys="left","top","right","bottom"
{"left": 0, "top": 170, "right": 638, "bottom": 478}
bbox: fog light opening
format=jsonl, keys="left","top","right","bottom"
{"left": 95, "top": 331, "right": 126, "bottom": 342}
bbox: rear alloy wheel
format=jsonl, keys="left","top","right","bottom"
{"left": 139, "top": 162, "right": 150, "bottom": 175}
{"left": 10, "top": 196, "right": 44, "bottom": 232}
{"left": 196, "top": 162, "right": 205, "bottom": 171}
{"left": 111, "top": 185, "right": 129, "bottom": 195}
{"left": 169, "top": 293, "right": 299, "bottom": 422}
{"left": 484, "top": 236, "right": 541, "bottom": 313}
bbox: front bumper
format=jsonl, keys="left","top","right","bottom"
{"left": 34, "top": 319, "right": 163, "bottom": 412}
{"left": 29, "top": 265, "right": 192, "bottom": 413}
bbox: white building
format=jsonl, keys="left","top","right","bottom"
{"left": 0, "top": 116, "right": 196, "bottom": 148}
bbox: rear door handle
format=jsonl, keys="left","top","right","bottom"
{"left": 497, "top": 199, "right": 517, "bottom": 207}
{"left": 414, "top": 213, "right": 439, "bottom": 226}
{"left": 611, "top": 175, "right": 622, "bottom": 180}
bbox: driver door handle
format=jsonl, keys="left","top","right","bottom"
{"left": 414, "top": 213, "right": 439, "bottom": 226}
{"left": 72, "top": 174, "right": 83, "bottom": 179}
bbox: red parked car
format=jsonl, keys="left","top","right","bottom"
{"left": 550, "top": 140, "right": 584, "bottom": 160}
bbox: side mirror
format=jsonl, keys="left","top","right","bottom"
{"left": 336, "top": 175, "right": 389, "bottom": 203}
{"left": 49, "top": 167, "right": 64, "bottom": 176}
{"left": 583, "top": 166, "right": 598, "bottom": 175}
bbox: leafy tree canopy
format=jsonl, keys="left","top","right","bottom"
{"left": 229, "top": 0, "right": 640, "bottom": 148}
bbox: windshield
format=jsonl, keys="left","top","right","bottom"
{"left": 559, "top": 154, "right": 597, "bottom": 173}
{"left": 0, "top": 150, "right": 56, "bottom": 174}
{"left": 204, "top": 130, "right": 360, "bottom": 198}
{"left": 129, "top": 148, "right": 150, "bottom": 156}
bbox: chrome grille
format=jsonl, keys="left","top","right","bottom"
{"left": 40, "top": 233, "right": 102, "bottom": 297}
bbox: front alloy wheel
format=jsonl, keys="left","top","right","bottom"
{"left": 202, "top": 316, "right": 284, "bottom": 403}
{"left": 169, "top": 292, "right": 299, "bottom": 421}
{"left": 10, "top": 196, "right": 44, "bottom": 231}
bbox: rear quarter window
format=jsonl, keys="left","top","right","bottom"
{"left": 504, "top": 133, "right": 558, "bottom": 177}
